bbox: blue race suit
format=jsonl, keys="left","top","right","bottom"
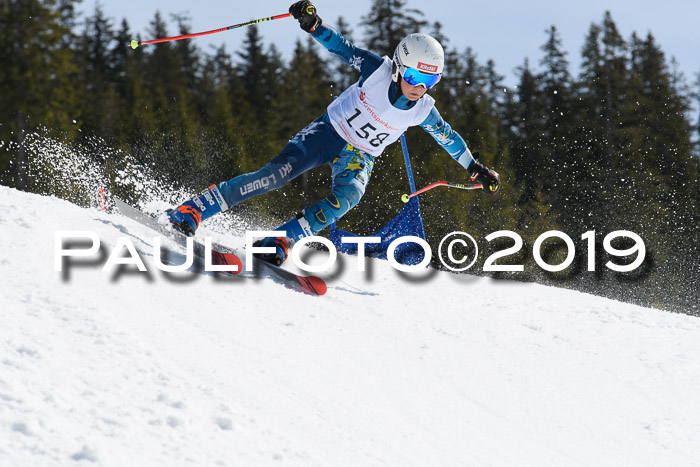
{"left": 216, "top": 24, "right": 476, "bottom": 234}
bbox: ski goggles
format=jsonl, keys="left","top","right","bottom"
{"left": 401, "top": 66, "right": 441, "bottom": 89}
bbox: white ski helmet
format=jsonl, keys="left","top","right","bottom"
{"left": 392, "top": 33, "right": 444, "bottom": 89}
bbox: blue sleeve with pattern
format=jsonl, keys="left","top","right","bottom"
{"left": 420, "top": 107, "right": 475, "bottom": 170}
{"left": 311, "top": 24, "right": 384, "bottom": 79}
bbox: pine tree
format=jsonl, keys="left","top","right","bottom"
{"left": 598, "top": 11, "right": 627, "bottom": 162}
{"left": 195, "top": 45, "right": 252, "bottom": 183}
{"left": 361, "top": 0, "right": 427, "bottom": 56}
{"left": 536, "top": 25, "right": 575, "bottom": 220}
{"left": 108, "top": 19, "right": 141, "bottom": 147}
{"left": 237, "top": 25, "right": 272, "bottom": 124}
{"left": 140, "top": 11, "right": 197, "bottom": 182}
{"left": 560, "top": 12, "right": 699, "bottom": 309}
{"left": 170, "top": 13, "right": 200, "bottom": 96}
{"left": 446, "top": 49, "right": 508, "bottom": 241}
{"left": 273, "top": 38, "right": 330, "bottom": 138}
{"left": 55, "top": 0, "right": 80, "bottom": 48}
{"left": 572, "top": 13, "right": 630, "bottom": 232}
{"left": 260, "top": 43, "right": 286, "bottom": 125}
{"left": 0, "top": 0, "right": 79, "bottom": 188}
{"left": 76, "top": 3, "right": 117, "bottom": 140}
{"left": 484, "top": 59, "right": 508, "bottom": 150}
{"left": 695, "top": 68, "right": 700, "bottom": 156}
{"left": 625, "top": 31, "right": 696, "bottom": 256}
{"left": 457, "top": 48, "right": 494, "bottom": 150}
{"left": 510, "top": 58, "right": 545, "bottom": 211}
{"left": 538, "top": 25, "right": 571, "bottom": 157}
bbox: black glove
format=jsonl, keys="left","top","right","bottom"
{"left": 468, "top": 154, "right": 501, "bottom": 195}
{"left": 289, "top": 1, "right": 322, "bottom": 32}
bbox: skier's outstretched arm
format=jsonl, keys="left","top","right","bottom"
{"left": 421, "top": 107, "right": 476, "bottom": 170}
{"left": 289, "top": 1, "right": 383, "bottom": 77}
{"left": 421, "top": 107, "right": 502, "bottom": 194}
{"left": 310, "top": 25, "right": 383, "bottom": 76}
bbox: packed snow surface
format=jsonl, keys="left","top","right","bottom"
{"left": 1, "top": 185, "right": 699, "bottom": 466}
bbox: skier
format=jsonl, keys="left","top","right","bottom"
{"left": 167, "top": 1, "right": 501, "bottom": 265}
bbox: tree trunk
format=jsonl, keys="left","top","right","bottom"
{"left": 16, "top": 110, "right": 27, "bottom": 190}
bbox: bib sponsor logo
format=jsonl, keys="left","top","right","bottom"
{"left": 417, "top": 62, "right": 438, "bottom": 73}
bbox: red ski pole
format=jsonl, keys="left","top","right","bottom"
{"left": 130, "top": 13, "right": 292, "bottom": 49}
{"left": 401, "top": 181, "right": 483, "bottom": 203}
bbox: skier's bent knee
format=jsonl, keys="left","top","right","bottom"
{"left": 303, "top": 184, "right": 364, "bottom": 233}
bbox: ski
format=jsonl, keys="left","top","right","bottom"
{"left": 114, "top": 197, "right": 242, "bottom": 274}
{"left": 113, "top": 198, "right": 327, "bottom": 296}
{"left": 255, "top": 259, "right": 327, "bottom": 296}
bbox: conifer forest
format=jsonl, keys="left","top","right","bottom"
{"left": 1, "top": 0, "right": 698, "bottom": 313}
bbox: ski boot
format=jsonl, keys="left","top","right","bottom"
{"left": 167, "top": 185, "right": 228, "bottom": 236}
{"left": 253, "top": 212, "right": 313, "bottom": 266}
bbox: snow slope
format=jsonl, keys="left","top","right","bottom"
{"left": 1, "top": 185, "right": 700, "bottom": 466}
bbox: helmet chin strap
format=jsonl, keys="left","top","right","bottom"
{"left": 391, "top": 56, "right": 400, "bottom": 82}
{"left": 391, "top": 78, "right": 404, "bottom": 104}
